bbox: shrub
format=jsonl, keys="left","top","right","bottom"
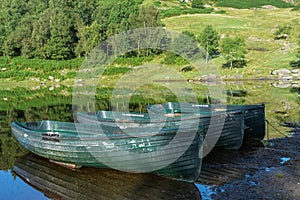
{"left": 160, "top": 7, "right": 213, "bottom": 18}
{"left": 215, "top": 0, "right": 294, "bottom": 9}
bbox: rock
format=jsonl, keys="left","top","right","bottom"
{"left": 291, "top": 69, "right": 299, "bottom": 74}
{"left": 283, "top": 0, "right": 295, "bottom": 4}
{"left": 49, "top": 76, "right": 54, "bottom": 80}
{"left": 261, "top": 5, "right": 277, "bottom": 9}
{"left": 281, "top": 76, "right": 293, "bottom": 80}
{"left": 271, "top": 69, "right": 291, "bottom": 76}
{"left": 271, "top": 82, "right": 291, "bottom": 88}
{"left": 201, "top": 75, "right": 217, "bottom": 82}
{"left": 181, "top": 66, "right": 193, "bottom": 72}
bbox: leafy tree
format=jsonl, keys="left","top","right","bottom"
{"left": 297, "top": 34, "right": 300, "bottom": 60}
{"left": 75, "top": 21, "right": 105, "bottom": 57}
{"left": 30, "top": 9, "right": 51, "bottom": 58}
{"left": 198, "top": 25, "right": 220, "bottom": 63}
{"left": 0, "top": 0, "right": 27, "bottom": 56}
{"left": 291, "top": 34, "right": 300, "bottom": 67}
{"left": 45, "top": 7, "right": 76, "bottom": 60}
{"left": 74, "top": 0, "right": 98, "bottom": 25}
{"left": 130, "top": 4, "right": 162, "bottom": 28}
{"left": 4, "top": 16, "right": 35, "bottom": 57}
{"left": 191, "top": 0, "right": 203, "bottom": 8}
{"left": 172, "top": 31, "right": 199, "bottom": 59}
{"left": 127, "top": 4, "right": 163, "bottom": 57}
{"left": 221, "top": 37, "right": 247, "bottom": 69}
{"left": 274, "top": 24, "right": 292, "bottom": 40}
{"left": 182, "top": 31, "right": 196, "bottom": 40}
{"left": 94, "top": 0, "right": 142, "bottom": 37}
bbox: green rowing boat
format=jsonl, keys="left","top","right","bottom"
{"left": 77, "top": 109, "right": 245, "bottom": 150}
{"left": 154, "top": 102, "right": 265, "bottom": 140}
{"left": 11, "top": 120, "right": 203, "bottom": 183}
{"left": 13, "top": 154, "right": 201, "bottom": 200}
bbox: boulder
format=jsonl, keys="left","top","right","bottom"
{"left": 271, "top": 69, "right": 291, "bottom": 75}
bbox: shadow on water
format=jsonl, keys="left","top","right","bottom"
{"left": 195, "top": 139, "right": 266, "bottom": 199}
{"left": 13, "top": 153, "right": 201, "bottom": 200}
{"left": 0, "top": 80, "right": 299, "bottom": 199}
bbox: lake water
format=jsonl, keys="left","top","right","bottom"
{"left": 0, "top": 81, "right": 299, "bottom": 199}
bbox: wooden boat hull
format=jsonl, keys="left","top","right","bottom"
{"left": 13, "top": 153, "right": 201, "bottom": 200}
{"left": 158, "top": 102, "right": 265, "bottom": 140}
{"left": 77, "top": 109, "right": 244, "bottom": 150}
{"left": 11, "top": 120, "right": 203, "bottom": 183}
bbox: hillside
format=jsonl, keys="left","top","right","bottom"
{"left": 0, "top": 0, "right": 299, "bottom": 81}
{"left": 162, "top": 7, "right": 300, "bottom": 78}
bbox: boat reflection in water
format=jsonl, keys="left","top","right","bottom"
{"left": 13, "top": 154, "right": 201, "bottom": 200}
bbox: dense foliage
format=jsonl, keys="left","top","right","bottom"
{"left": 214, "top": 0, "right": 294, "bottom": 9}
{"left": 0, "top": 0, "right": 165, "bottom": 60}
{"left": 191, "top": 0, "right": 203, "bottom": 8}
{"left": 159, "top": 7, "right": 213, "bottom": 18}
{"left": 274, "top": 24, "right": 292, "bottom": 40}
{"left": 221, "top": 37, "right": 248, "bottom": 69}
{"left": 197, "top": 25, "right": 220, "bottom": 63}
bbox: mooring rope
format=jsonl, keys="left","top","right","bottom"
{"left": 265, "top": 119, "right": 289, "bottom": 138}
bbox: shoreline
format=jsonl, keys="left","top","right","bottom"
{"left": 198, "top": 130, "right": 300, "bottom": 199}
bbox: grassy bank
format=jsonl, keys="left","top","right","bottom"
{"left": 162, "top": 7, "right": 300, "bottom": 78}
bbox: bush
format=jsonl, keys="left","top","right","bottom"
{"left": 215, "top": 0, "right": 294, "bottom": 9}
{"left": 162, "top": 52, "right": 189, "bottom": 66}
{"left": 160, "top": 7, "right": 213, "bottom": 18}
{"left": 0, "top": 56, "right": 83, "bottom": 80}
{"left": 103, "top": 67, "right": 131, "bottom": 76}
{"left": 113, "top": 55, "right": 154, "bottom": 66}
{"left": 222, "top": 60, "right": 247, "bottom": 68}
{"left": 290, "top": 60, "right": 300, "bottom": 68}
{"left": 291, "top": 4, "right": 300, "bottom": 11}
{"left": 191, "top": 0, "right": 203, "bottom": 8}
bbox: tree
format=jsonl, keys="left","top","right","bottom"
{"left": 297, "top": 34, "right": 300, "bottom": 60}
{"left": 172, "top": 31, "right": 199, "bottom": 59}
{"left": 291, "top": 34, "right": 300, "bottom": 67}
{"left": 198, "top": 25, "right": 220, "bottom": 63}
{"left": 75, "top": 21, "right": 105, "bottom": 57}
{"left": 191, "top": 0, "right": 203, "bottom": 8}
{"left": 274, "top": 24, "right": 292, "bottom": 40}
{"left": 30, "top": 9, "right": 51, "bottom": 58}
{"left": 0, "top": 0, "right": 27, "bottom": 56}
{"left": 45, "top": 7, "right": 76, "bottom": 60}
{"left": 221, "top": 37, "right": 247, "bottom": 69}
{"left": 130, "top": 4, "right": 162, "bottom": 28}
{"left": 74, "top": 0, "right": 97, "bottom": 25}
{"left": 4, "top": 16, "right": 35, "bottom": 57}
{"left": 129, "top": 4, "right": 163, "bottom": 57}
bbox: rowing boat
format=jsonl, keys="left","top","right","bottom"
{"left": 11, "top": 120, "right": 203, "bottom": 183}
{"left": 76, "top": 108, "right": 244, "bottom": 150}
{"left": 155, "top": 102, "right": 265, "bottom": 140}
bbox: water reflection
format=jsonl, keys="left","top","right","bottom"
{"left": 13, "top": 154, "right": 201, "bottom": 200}
{"left": 0, "top": 170, "right": 48, "bottom": 200}
{"left": 0, "top": 80, "right": 299, "bottom": 198}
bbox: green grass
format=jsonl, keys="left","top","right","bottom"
{"left": 215, "top": 0, "right": 294, "bottom": 9}
{"left": 0, "top": 56, "right": 83, "bottom": 81}
{"left": 160, "top": 7, "right": 213, "bottom": 18}
{"left": 162, "top": 8, "right": 300, "bottom": 77}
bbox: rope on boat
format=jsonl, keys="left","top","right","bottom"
{"left": 265, "top": 119, "right": 289, "bottom": 138}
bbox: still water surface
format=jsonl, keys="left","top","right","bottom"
{"left": 0, "top": 81, "right": 299, "bottom": 199}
